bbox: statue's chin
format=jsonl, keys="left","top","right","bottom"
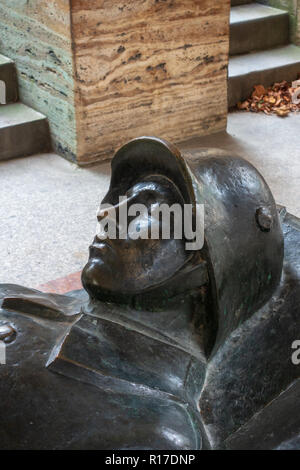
{"left": 81, "top": 258, "right": 147, "bottom": 305}
{"left": 81, "top": 258, "right": 115, "bottom": 298}
{"left": 81, "top": 258, "right": 130, "bottom": 304}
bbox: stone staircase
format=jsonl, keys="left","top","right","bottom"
{"left": 0, "top": 54, "right": 50, "bottom": 161}
{"left": 229, "top": 0, "right": 300, "bottom": 107}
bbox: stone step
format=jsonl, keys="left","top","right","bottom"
{"left": 228, "top": 44, "right": 300, "bottom": 107}
{"left": 230, "top": 3, "right": 289, "bottom": 56}
{"left": 0, "top": 102, "right": 50, "bottom": 161}
{"left": 0, "top": 54, "right": 18, "bottom": 104}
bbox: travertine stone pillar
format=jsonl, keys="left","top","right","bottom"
{"left": 0, "top": 1, "right": 77, "bottom": 160}
{"left": 0, "top": 0, "right": 230, "bottom": 164}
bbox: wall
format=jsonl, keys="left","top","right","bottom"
{"left": 0, "top": 0, "right": 77, "bottom": 160}
{"left": 71, "top": 0, "right": 230, "bottom": 164}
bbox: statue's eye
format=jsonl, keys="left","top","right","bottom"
{"left": 130, "top": 189, "right": 158, "bottom": 206}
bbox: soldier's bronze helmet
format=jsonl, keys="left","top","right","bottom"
{"left": 82, "top": 137, "right": 284, "bottom": 353}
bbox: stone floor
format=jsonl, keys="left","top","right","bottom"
{"left": 0, "top": 110, "right": 299, "bottom": 288}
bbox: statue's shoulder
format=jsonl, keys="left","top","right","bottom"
{"left": 0, "top": 285, "right": 201, "bottom": 450}
{"left": 0, "top": 284, "right": 85, "bottom": 362}
{"left": 0, "top": 284, "right": 86, "bottom": 323}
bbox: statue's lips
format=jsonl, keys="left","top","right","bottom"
{"left": 89, "top": 240, "right": 114, "bottom": 259}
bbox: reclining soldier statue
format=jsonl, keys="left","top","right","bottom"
{"left": 0, "top": 137, "right": 299, "bottom": 450}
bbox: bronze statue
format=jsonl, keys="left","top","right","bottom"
{"left": 0, "top": 137, "right": 299, "bottom": 450}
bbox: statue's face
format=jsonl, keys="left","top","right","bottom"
{"left": 82, "top": 175, "right": 190, "bottom": 301}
